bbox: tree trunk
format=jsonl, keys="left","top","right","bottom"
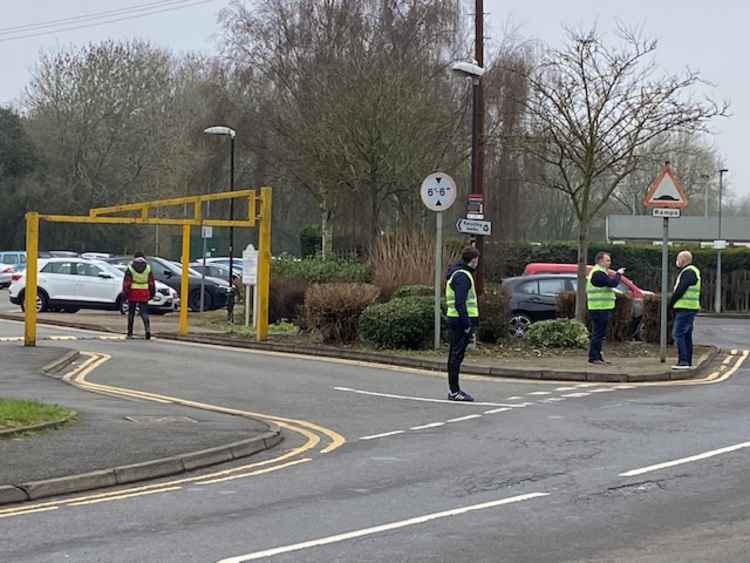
{"left": 320, "top": 190, "right": 334, "bottom": 258}
{"left": 575, "top": 221, "right": 591, "bottom": 322}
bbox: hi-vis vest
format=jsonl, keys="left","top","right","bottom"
{"left": 446, "top": 269, "right": 479, "bottom": 318}
{"left": 673, "top": 265, "right": 701, "bottom": 310}
{"left": 128, "top": 264, "right": 151, "bottom": 290}
{"left": 586, "top": 264, "right": 616, "bottom": 311}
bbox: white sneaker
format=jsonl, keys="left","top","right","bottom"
{"left": 671, "top": 364, "right": 692, "bottom": 371}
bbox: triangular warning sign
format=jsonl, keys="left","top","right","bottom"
{"left": 643, "top": 164, "right": 688, "bottom": 209}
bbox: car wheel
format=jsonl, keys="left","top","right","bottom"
{"left": 20, "top": 290, "right": 49, "bottom": 313}
{"left": 189, "top": 289, "right": 213, "bottom": 312}
{"left": 509, "top": 313, "right": 533, "bottom": 338}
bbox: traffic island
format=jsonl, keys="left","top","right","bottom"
{"left": 158, "top": 331, "right": 723, "bottom": 383}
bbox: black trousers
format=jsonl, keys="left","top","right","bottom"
{"left": 127, "top": 301, "right": 150, "bottom": 336}
{"left": 588, "top": 310, "right": 611, "bottom": 361}
{"left": 447, "top": 324, "right": 473, "bottom": 393}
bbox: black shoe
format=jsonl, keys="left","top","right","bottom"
{"left": 448, "top": 390, "right": 475, "bottom": 402}
{"left": 126, "top": 334, "right": 134, "bottom": 340}
{"left": 145, "top": 331, "right": 151, "bottom": 340}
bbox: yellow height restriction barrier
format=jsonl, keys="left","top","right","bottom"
{"left": 23, "top": 188, "right": 272, "bottom": 346}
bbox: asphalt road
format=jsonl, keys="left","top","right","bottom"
{"left": 0, "top": 313, "right": 748, "bottom": 562}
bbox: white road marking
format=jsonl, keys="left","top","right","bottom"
{"left": 542, "top": 398, "right": 565, "bottom": 402}
{"left": 410, "top": 422, "right": 445, "bottom": 430}
{"left": 590, "top": 388, "right": 615, "bottom": 393}
{"left": 561, "top": 392, "right": 590, "bottom": 398}
{"left": 216, "top": 492, "right": 550, "bottom": 562}
{"left": 576, "top": 383, "right": 599, "bottom": 388}
{"left": 527, "top": 391, "right": 551, "bottom": 396}
{"left": 446, "top": 414, "right": 483, "bottom": 423}
{"left": 554, "top": 387, "right": 576, "bottom": 392}
{"left": 723, "top": 356, "right": 734, "bottom": 366}
{"left": 484, "top": 407, "right": 511, "bottom": 414}
{"left": 505, "top": 396, "right": 523, "bottom": 400}
{"left": 613, "top": 385, "right": 636, "bottom": 390}
{"left": 360, "top": 431, "right": 405, "bottom": 441}
{"left": 333, "top": 387, "right": 517, "bottom": 407}
{"left": 620, "top": 441, "right": 750, "bottom": 477}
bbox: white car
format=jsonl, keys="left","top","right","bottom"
{"left": 9, "top": 258, "right": 179, "bottom": 314}
{"left": 0, "top": 264, "right": 16, "bottom": 289}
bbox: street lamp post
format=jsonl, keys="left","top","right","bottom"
{"left": 715, "top": 168, "right": 728, "bottom": 313}
{"left": 702, "top": 174, "right": 710, "bottom": 217}
{"left": 204, "top": 126, "right": 237, "bottom": 322}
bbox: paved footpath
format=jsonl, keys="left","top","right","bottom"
{"left": 0, "top": 316, "right": 748, "bottom": 562}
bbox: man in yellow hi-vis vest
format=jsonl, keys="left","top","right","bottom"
{"left": 445, "top": 246, "right": 480, "bottom": 402}
{"left": 587, "top": 251, "right": 625, "bottom": 365}
{"left": 669, "top": 250, "right": 701, "bottom": 370}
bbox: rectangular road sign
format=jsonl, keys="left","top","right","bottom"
{"left": 652, "top": 208, "right": 680, "bottom": 218}
{"left": 456, "top": 218, "right": 492, "bottom": 236}
{"left": 201, "top": 226, "right": 213, "bottom": 239}
{"left": 713, "top": 239, "right": 728, "bottom": 250}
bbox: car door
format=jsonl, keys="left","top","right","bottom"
{"left": 515, "top": 280, "right": 544, "bottom": 320}
{"left": 76, "top": 262, "right": 119, "bottom": 304}
{"left": 39, "top": 261, "right": 78, "bottom": 301}
{"left": 148, "top": 259, "right": 179, "bottom": 291}
{"left": 537, "top": 277, "right": 567, "bottom": 320}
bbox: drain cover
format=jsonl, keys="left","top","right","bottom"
{"left": 124, "top": 416, "right": 198, "bottom": 424}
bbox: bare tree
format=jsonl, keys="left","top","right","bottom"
{"left": 521, "top": 26, "right": 728, "bottom": 319}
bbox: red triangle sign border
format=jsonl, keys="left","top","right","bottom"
{"left": 643, "top": 164, "right": 689, "bottom": 209}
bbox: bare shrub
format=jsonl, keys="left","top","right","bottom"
{"left": 304, "top": 283, "right": 380, "bottom": 344}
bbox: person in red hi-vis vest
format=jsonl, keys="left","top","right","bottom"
{"left": 122, "top": 251, "right": 155, "bottom": 339}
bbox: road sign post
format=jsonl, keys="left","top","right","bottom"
{"left": 643, "top": 162, "right": 688, "bottom": 364}
{"left": 420, "top": 173, "right": 457, "bottom": 350}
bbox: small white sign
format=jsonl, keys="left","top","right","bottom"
{"left": 713, "top": 239, "right": 728, "bottom": 250}
{"left": 242, "top": 244, "right": 258, "bottom": 285}
{"left": 201, "top": 226, "right": 213, "bottom": 239}
{"left": 456, "top": 218, "right": 492, "bottom": 236}
{"left": 420, "top": 173, "right": 457, "bottom": 212}
{"left": 652, "top": 208, "right": 680, "bottom": 218}
{"left": 466, "top": 213, "right": 485, "bottom": 220}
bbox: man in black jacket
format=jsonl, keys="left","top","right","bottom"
{"left": 445, "top": 246, "right": 480, "bottom": 402}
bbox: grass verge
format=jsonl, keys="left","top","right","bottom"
{"left": 0, "top": 399, "right": 75, "bottom": 431}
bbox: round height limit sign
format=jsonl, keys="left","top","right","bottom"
{"left": 420, "top": 173, "right": 457, "bottom": 212}
{"left": 420, "top": 172, "right": 456, "bottom": 351}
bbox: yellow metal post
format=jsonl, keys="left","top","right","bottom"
{"left": 256, "top": 187, "right": 272, "bottom": 341}
{"left": 24, "top": 212, "right": 39, "bottom": 347}
{"left": 179, "top": 223, "right": 191, "bottom": 336}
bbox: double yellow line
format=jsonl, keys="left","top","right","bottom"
{"left": 0, "top": 352, "right": 345, "bottom": 519}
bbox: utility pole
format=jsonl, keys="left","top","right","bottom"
{"left": 715, "top": 168, "right": 728, "bottom": 313}
{"left": 471, "top": 0, "right": 485, "bottom": 293}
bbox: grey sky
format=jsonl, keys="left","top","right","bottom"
{"left": 0, "top": 0, "right": 745, "bottom": 198}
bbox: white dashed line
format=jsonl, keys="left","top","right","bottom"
{"left": 527, "top": 391, "right": 551, "bottom": 396}
{"left": 589, "top": 388, "right": 615, "bottom": 393}
{"left": 620, "top": 441, "right": 750, "bottom": 477}
{"left": 410, "top": 422, "right": 445, "bottom": 431}
{"left": 613, "top": 385, "right": 636, "bottom": 390}
{"left": 576, "top": 383, "right": 599, "bottom": 388}
{"left": 561, "top": 392, "right": 591, "bottom": 398}
{"left": 484, "top": 407, "right": 511, "bottom": 414}
{"left": 542, "top": 398, "right": 566, "bottom": 402}
{"left": 554, "top": 387, "right": 576, "bottom": 392}
{"left": 505, "top": 396, "right": 523, "bottom": 400}
{"left": 446, "top": 414, "right": 483, "bottom": 423}
{"left": 360, "top": 431, "right": 405, "bottom": 441}
{"left": 333, "top": 387, "right": 517, "bottom": 407}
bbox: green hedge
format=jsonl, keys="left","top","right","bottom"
{"left": 300, "top": 224, "right": 322, "bottom": 258}
{"left": 272, "top": 256, "right": 372, "bottom": 284}
{"left": 527, "top": 319, "right": 589, "bottom": 349}
{"left": 360, "top": 296, "right": 434, "bottom": 349}
{"left": 392, "top": 285, "right": 434, "bottom": 299}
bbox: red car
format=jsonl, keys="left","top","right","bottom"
{"left": 522, "top": 263, "right": 652, "bottom": 299}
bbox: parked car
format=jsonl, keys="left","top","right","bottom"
{"left": 46, "top": 251, "right": 81, "bottom": 258}
{"left": 81, "top": 252, "right": 112, "bottom": 260}
{"left": 522, "top": 263, "right": 652, "bottom": 299}
{"left": 503, "top": 272, "right": 644, "bottom": 338}
{"left": 106, "top": 256, "right": 232, "bottom": 312}
{"left": 0, "top": 251, "right": 27, "bottom": 268}
{"left": 9, "top": 259, "right": 179, "bottom": 314}
{"left": 190, "top": 262, "right": 241, "bottom": 283}
{"left": 0, "top": 264, "right": 18, "bottom": 289}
